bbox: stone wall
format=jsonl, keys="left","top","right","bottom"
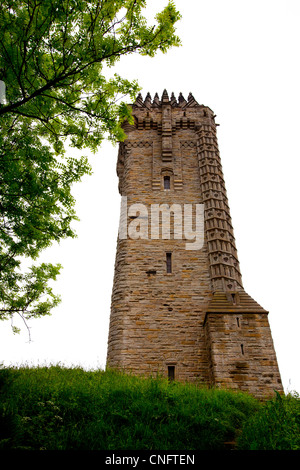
{"left": 204, "top": 312, "right": 283, "bottom": 397}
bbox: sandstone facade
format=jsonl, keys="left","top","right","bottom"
{"left": 106, "top": 90, "right": 283, "bottom": 398}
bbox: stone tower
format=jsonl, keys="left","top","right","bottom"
{"left": 107, "top": 90, "right": 283, "bottom": 398}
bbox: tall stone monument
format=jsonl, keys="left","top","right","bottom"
{"left": 106, "top": 90, "right": 283, "bottom": 398}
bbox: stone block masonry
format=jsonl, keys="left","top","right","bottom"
{"left": 106, "top": 90, "right": 283, "bottom": 399}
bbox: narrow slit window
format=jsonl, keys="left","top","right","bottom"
{"left": 164, "top": 175, "right": 171, "bottom": 190}
{"left": 168, "top": 366, "right": 175, "bottom": 381}
{"left": 241, "top": 344, "right": 244, "bottom": 355}
{"left": 166, "top": 252, "right": 172, "bottom": 273}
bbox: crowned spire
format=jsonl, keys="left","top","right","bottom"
{"left": 144, "top": 92, "right": 152, "bottom": 108}
{"left": 178, "top": 92, "right": 187, "bottom": 106}
{"left": 170, "top": 92, "right": 177, "bottom": 106}
{"left": 134, "top": 93, "right": 144, "bottom": 107}
{"left": 161, "top": 89, "right": 169, "bottom": 103}
{"left": 152, "top": 92, "right": 160, "bottom": 107}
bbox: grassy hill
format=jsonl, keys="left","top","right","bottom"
{"left": 0, "top": 365, "right": 299, "bottom": 451}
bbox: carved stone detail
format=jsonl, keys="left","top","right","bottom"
{"left": 196, "top": 126, "right": 242, "bottom": 292}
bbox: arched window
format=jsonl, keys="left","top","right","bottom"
{"left": 161, "top": 168, "right": 173, "bottom": 190}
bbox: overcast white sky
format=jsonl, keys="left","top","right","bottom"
{"left": 1, "top": 0, "right": 299, "bottom": 394}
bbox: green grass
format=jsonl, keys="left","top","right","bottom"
{"left": 237, "top": 390, "right": 300, "bottom": 450}
{"left": 0, "top": 365, "right": 299, "bottom": 450}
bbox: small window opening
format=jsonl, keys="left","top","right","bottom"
{"left": 146, "top": 270, "right": 156, "bottom": 276}
{"left": 231, "top": 293, "right": 236, "bottom": 305}
{"left": 241, "top": 344, "right": 244, "bottom": 355}
{"left": 164, "top": 175, "right": 171, "bottom": 190}
{"left": 168, "top": 366, "right": 175, "bottom": 381}
{"left": 166, "top": 252, "right": 172, "bottom": 273}
{"left": 236, "top": 317, "right": 240, "bottom": 327}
